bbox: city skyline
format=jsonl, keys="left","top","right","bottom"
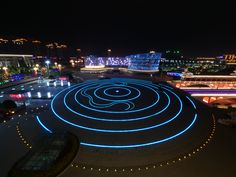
{"left": 0, "top": 1, "right": 236, "bottom": 56}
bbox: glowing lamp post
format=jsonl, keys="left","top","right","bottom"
{"left": 2, "top": 66, "right": 8, "bottom": 78}
{"left": 2, "top": 66, "right": 7, "bottom": 72}
{"left": 107, "top": 49, "right": 112, "bottom": 57}
{"left": 33, "top": 67, "right": 38, "bottom": 75}
{"left": 70, "top": 59, "right": 75, "bottom": 67}
{"left": 58, "top": 64, "right": 62, "bottom": 75}
{"left": 45, "top": 60, "right": 50, "bottom": 77}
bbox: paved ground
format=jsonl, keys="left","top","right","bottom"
{"left": 0, "top": 73, "right": 235, "bottom": 177}
{"left": 44, "top": 78, "right": 212, "bottom": 167}
{"left": 60, "top": 124, "right": 236, "bottom": 177}
{"left": 0, "top": 79, "right": 71, "bottom": 177}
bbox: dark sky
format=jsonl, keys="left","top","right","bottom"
{"left": 0, "top": 0, "right": 235, "bottom": 56}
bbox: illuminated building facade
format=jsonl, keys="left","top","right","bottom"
{"left": 160, "top": 51, "right": 228, "bottom": 74}
{"left": 127, "top": 53, "right": 162, "bottom": 71}
{"left": 84, "top": 53, "right": 162, "bottom": 72}
{"left": 0, "top": 54, "right": 34, "bottom": 67}
{"left": 85, "top": 56, "right": 129, "bottom": 68}
{"left": 223, "top": 54, "right": 236, "bottom": 64}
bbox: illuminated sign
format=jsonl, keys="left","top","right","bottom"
{"left": 224, "top": 54, "right": 236, "bottom": 64}
{"left": 167, "top": 72, "right": 183, "bottom": 77}
{"left": 9, "top": 94, "right": 26, "bottom": 99}
{"left": 59, "top": 76, "right": 68, "bottom": 81}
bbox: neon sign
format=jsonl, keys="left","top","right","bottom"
{"left": 224, "top": 54, "right": 236, "bottom": 64}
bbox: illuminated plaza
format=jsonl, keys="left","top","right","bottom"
{"left": 0, "top": 52, "right": 236, "bottom": 177}
{"left": 38, "top": 77, "right": 214, "bottom": 165}
{"left": 0, "top": 68, "right": 236, "bottom": 177}
{"left": 1, "top": 2, "right": 236, "bottom": 176}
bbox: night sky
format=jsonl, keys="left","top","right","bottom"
{"left": 0, "top": 1, "right": 235, "bottom": 56}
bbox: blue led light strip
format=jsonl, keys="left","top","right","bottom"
{"left": 64, "top": 91, "right": 165, "bottom": 122}
{"left": 157, "top": 83, "right": 174, "bottom": 89}
{"left": 186, "top": 96, "right": 197, "bottom": 109}
{"left": 93, "top": 85, "right": 140, "bottom": 102}
{"left": 60, "top": 81, "right": 164, "bottom": 121}
{"left": 36, "top": 116, "right": 52, "bottom": 133}
{"left": 103, "top": 87, "right": 131, "bottom": 97}
{"left": 48, "top": 78, "right": 198, "bottom": 148}
{"left": 69, "top": 83, "right": 163, "bottom": 115}
{"left": 79, "top": 84, "right": 139, "bottom": 111}
{"left": 80, "top": 113, "right": 197, "bottom": 148}
{"left": 51, "top": 81, "right": 183, "bottom": 131}
{"left": 73, "top": 83, "right": 153, "bottom": 113}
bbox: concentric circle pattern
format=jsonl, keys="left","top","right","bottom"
{"left": 51, "top": 78, "right": 198, "bottom": 148}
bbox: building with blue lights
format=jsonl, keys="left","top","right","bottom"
{"left": 84, "top": 53, "right": 162, "bottom": 72}
{"left": 85, "top": 56, "right": 129, "bottom": 68}
{"left": 127, "top": 53, "right": 162, "bottom": 72}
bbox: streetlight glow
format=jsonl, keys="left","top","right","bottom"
{"left": 45, "top": 60, "right": 50, "bottom": 77}
{"left": 45, "top": 60, "right": 50, "bottom": 65}
{"left": 33, "top": 67, "right": 38, "bottom": 72}
{"left": 47, "top": 92, "right": 51, "bottom": 98}
{"left": 2, "top": 66, "right": 7, "bottom": 71}
{"left": 37, "top": 92, "right": 41, "bottom": 98}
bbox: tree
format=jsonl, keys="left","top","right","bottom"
{"left": 2, "top": 100, "right": 17, "bottom": 110}
{"left": 0, "top": 103, "right": 7, "bottom": 113}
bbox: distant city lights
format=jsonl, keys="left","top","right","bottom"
{"left": 85, "top": 56, "right": 128, "bottom": 67}
{"left": 27, "top": 92, "right": 31, "bottom": 98}
{"left": 47, "top": 92, "right": 51, "bottom": 98}
{"left": 45, "top": 60, "right": 50, "bottom": 65}
{"left": 37, "top": 92, "right": 41, "bottom": 98}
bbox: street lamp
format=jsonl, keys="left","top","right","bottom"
{"left": 76, "top": 48, "right": 81, "bottom": 53}
{"left": 2, "top": 66, "right": 8, "bottom": 78}
{"left": 2, "top": 66, "right": 7, "bottom": 72}
{"left": 45, "top": 60, "right": 50, "bottom": 65}
{"left": 107, "top": 49, "right": 112, "bottom": 57}
{"left": 54, "top": 62, "right": 58, "bottom": 69}
{"left": 33, "top": 67, "right": 38, "bottom": 75}
{"left": 45, "top": 60, "right": 50, "bottom": 77}
{"left": 58, "top": 64, "right": 62, "bottom": 75}
{"left": 76, "top": 48, "right": 82, "bottom": 63}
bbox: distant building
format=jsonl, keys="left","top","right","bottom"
{"left": 127, "top": 53, "right": 162, "bottom": 72}
{"left": 0, "top": 54, "right": 34, "bottom": 67}
{"left": 84, "top": 53, "right": 162, "bottom": 73}
{"left": 84, "top": 56, "right": 129, "bottom": 68}
{"left": 223, "top": 54, "right": 236, "bottom": 65}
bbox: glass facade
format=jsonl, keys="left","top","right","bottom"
{"left": 85, "top": 56, "right": 129, "bottom": 67}
{"left": 127, "top": 53, "right": 162, "bottom": 71}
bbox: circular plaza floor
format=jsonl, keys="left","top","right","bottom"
{"left": 34, "top": 78, "right": 215, "bottom": 168}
